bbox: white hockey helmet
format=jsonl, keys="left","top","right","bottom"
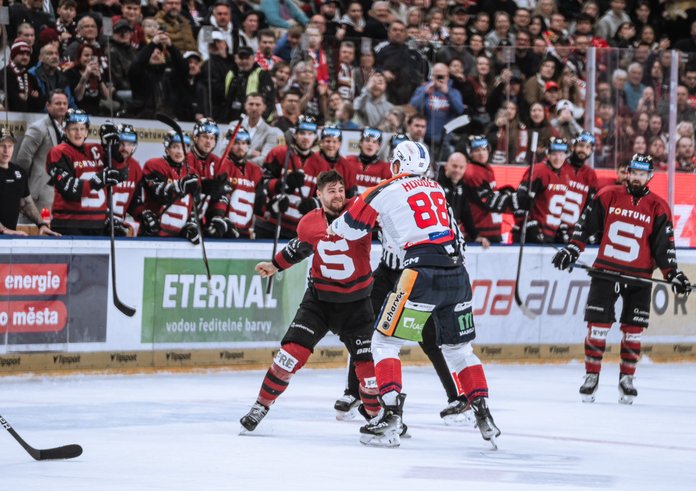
{"left": 391, "top": 141, "right": 430, "bottom": 175}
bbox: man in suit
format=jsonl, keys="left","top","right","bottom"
{"left": 242, "top": 92, "right": 282, "bottom": 166}
{"left": 14, "top": 89, "right": 69, "bottom": 223}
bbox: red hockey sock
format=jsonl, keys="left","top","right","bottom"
{"left": 354, "top": 360, "right": 380, "bottom": 416}
{"left": 585, "top": 323, "right": 611, "bottom": 373}
{"left": 619, "top": 324, "right": 642, "bottom": 376}
{"left": 457, "top": 364, "right": 488, "bottom": 401}
{"left": 374, "top": 357, "right": 402, "bottom": 397}
{"left": 257, "top": 343, "right": 311, "bottom": 408}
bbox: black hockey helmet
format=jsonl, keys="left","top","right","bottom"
{"left": 547, "top": 136, "right": 569, "bottom": 154}
{"left": 119, "top": 124, "right": 138, "bottom": 144}
{"left": 320, "top": 125, "right": 342, "bottom": 141}
{"left": 572, "top": 131, "right": 595, "bottom": 148}
{"left": 628, "top": 153, "right": 654, "bottom": 173}
{"left": 226, "top": 126, "right": 251, "bottom": 143}
{"left": 390, "top": 133, "right": 409, "bottom": 150}
{"left": 193, "top": 117, "right": 220, "bottom": 141}
{"left": 64, "top": 108, "right": 90, "bottom": 129}
{"left": 296, "top": 115, "right": 318, "bottom": 133}
{"left": 163, "top": 130, "right": 191, "bottom": 148}
{"left": 465, "top": 135, "right": 489, "bottom": 156}
{"left": 0, "top": 127, "right": 16, "bottom": 143}
{"left": 360, "top": 127, "right": 383, "bottom": 144}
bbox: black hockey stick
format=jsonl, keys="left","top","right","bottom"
{"left": 0, "top": 414, "right": 82, "bottom": 460}
{"left": 156, "top": 113, "right": 212, "bottom": 284}
{"left": 513, "top": 131, "right": 539, "bottom": 319}
{"left": 569, "top": 261, "right": 681, "bottom": 288}
{"left": 266, "top": 132, "right": 294, "bottom": 295}
{"left": 105, "top": 140, "right": 136, "bottom": 317}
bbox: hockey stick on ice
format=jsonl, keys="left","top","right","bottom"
{"left": 0, "top": 413, "right": 82, "bottom": 461}
{"left": 156, "top": 113, "right": 212, "bottom": 284}
{"left": 570, "top": 261, "right": 683, "bottom": 289}
{"left": 513, "top": 131, "right": 539, "bottom": 319}
{"left": 105, "top": 140, "right": 136, "bottom": 317}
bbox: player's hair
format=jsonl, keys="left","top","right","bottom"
{"left": 316, "top": 170, "right": 345, "bottom": 191}
{"left": 407, "top": 113, "right": 426, "bottom": 126}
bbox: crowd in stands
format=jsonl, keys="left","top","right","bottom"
{"left": 1, "top": 0, "right": 696, "bottom": 241}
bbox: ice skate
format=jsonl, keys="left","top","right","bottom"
{"left": 470, "top": 397, "right": 501, "bottom": 450}
{"left": 334, "top": 393, "right": 360, "bottom": 421}
{"left": 358, "top": 404, "right": 410, "bottom": 438}
{"left": 580, "top": 373, "right": 600, "bottom": 403}
{"left": 440, "top": 399, "right": 474, "bottom": 426}
{"left": 618, "top": 375, "right": 637, "bottom": 405}
{"left": 359, "top": 394, "right": 406, "bottom": 448}
{"left": 240, "top": 402, "right": 269, "bottom": 433}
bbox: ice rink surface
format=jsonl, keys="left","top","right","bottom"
{"left": 1, "top": 362, "right": 695, "bottom": 491}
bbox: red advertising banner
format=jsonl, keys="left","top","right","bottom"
{"left": 492, "top": 166, "right": 696, "bottom": 247}
{"left": 0, "top": 264, "right": 68, "bottom": 296}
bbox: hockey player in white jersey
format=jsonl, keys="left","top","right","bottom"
{"left": 329, "top": 141, "right": 500, "bottom": 448}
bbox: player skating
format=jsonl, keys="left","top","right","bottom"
{"left": 240, "top": 170, "right": 380, "bottom": 432}
{"left": 552, "top": 154, "right": 691, "bottom": 404}
{"left": 330, "top": 141, "right": 500, "bottom": 449}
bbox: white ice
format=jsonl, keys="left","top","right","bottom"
{"left": 2, "top": 362, "right": 696, "bottom": 491}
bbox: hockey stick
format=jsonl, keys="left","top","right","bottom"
{"left": 266, "top": 133, "right": 294, "bottom": 295}
{"left": 513, "top": 131, "right": 539, "bottom": 319}
{"left": 220, "top": 118, "right": 245, "bottom": 164}
{"left": 156, "top": 113, "right": 212, "bottom": 284}
{"left": 0, "top": 414, "right": 82, "bottom": 460}
{"left": 570, "top": 261, "right": 681, "bottom": 288}
{"left": 435, "top": 114, "right": 470, "bottom": 162}
{"left": 105, "top": 142, "right": 136, "bottom": 317}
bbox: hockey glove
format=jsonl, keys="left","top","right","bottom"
{"left": 201, "top": 175, "right": 231, "bottom": 199}
{"left": 178, "top": 175, "right": 200, "bottom": 196}
{"left": 552, "top": 243, "right": 581, "bottom": 271}
{"left": 667, "top": 269, "right": 692, "bottom": 296}
{"left": 554, "top": 224, "right": 571, "bottom": 244}
{"left": 105, "top": 216, "right": 129, "bottom": 236}
{"left": 99, "top": 122, "right": 120, "bottom": 146}
{"left": 298, "top": 197, "right": 320, "bottom": 215}
{"left": 139, "top": 210, "right": 160, "bottom": 235}
{"left": 270, "top": 194, "right": 290, "bottom": 215}
{"left": 524, "top": 219, "right": 545, "bottom": 243}
{"left": 206, "top": 216, "right": 232, "bottom": 238}
{"left": 285, "top": 170, "right": 305, "bottom": 193}
{"left": 181, "top": 219, "right": 200, "bottom": 245}
{"left": 90, "top": 168, "right": 124, "bottom": 190}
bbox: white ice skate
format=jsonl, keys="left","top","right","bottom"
{"left": 334, "top": 394, "right": 360, "bottom": 421}
{"left": 580, "top": 373, "right": 599, "bottom": 403}
{"left": 618, "top": 375, "right": 637, "bottom": 405}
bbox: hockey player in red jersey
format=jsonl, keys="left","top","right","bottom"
{"left": 142, "top": 131, "right": 202, "bottom": 243}
{"left": 240, "top": 170, "right": 380, "bottom": 432}
{"left": 462, "top": 135, "right": 525, "bottom": 243}
{"left": 553, "top": 154, "right": 691, "bottom": 404}
{"left": 331, "top": 141, "right": 500, "bottom": 449}
{"left": 46, "top": 109, "right": 125, "bottom": 236}
{"left": 299, "top": 125, "right": 357, "bottom": 215}
{"left": 514, "top": 137, "right": 569, "bottom": 243}
{"left": 254, "top": 115, "right": 318, "bottom": 239}
{"left": 213, "top": 127, "right": 261, "bottom": 238}
{"left": 345, "top": 127, "right": 391, "bottom": 195}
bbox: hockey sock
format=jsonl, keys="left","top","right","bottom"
{"left": 441, "top": 342, "right": 488, "bottom": 401}
{"left": 374, "top": 358, "right": 402, "bottom": 401}
{"left": 346, "top": 357, "right": 360, "bottom": 397}
{"left": 354, "top": 360, "right": 380, "bottom": 416}
{"left": 257, "top": 343, "right": 311, "bottom": 408}
{"left": 420, "top": 333, "right": 461, "bottom": 402}
{"left": 584, "top": 323, "right": 611, "bottom": 373}
{"left": 619, "top": 324, "right": 643, "bottom": 376}
{"left": 457, "top": 365, "right": 488, "bottom": 401}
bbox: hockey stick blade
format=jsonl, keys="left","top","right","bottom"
{"left": 513, "top": 288, "right": 537, "bottom": 319}
{"left": 1, "top": 415, "right": 83, "bottom": 460}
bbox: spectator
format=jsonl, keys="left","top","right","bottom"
{"left": 525, "top": 101, "right": 556, "bottom": 157}
{"left": 142, "top": 18, "right": 160, "bottom": 46}
{"left": 468, "top": 33, "right": 486, "bottom": 59}
{"left": 155, "top": 0, "right": 198, "bottom": 53}
{"left": 317, "top": 0, "right": 341, "bottom": 41}
{"left": 181, "top": 51, "right": 204, "bottom": 121}
{"left": 28, "top": 43, "right": 76, "bottom": 109}
{"left": 659, "top": 86, "right": 696, "bottom": 126}
{"left": 336, "top": 2, "right": 366, "bottom": 44}
{"left": 631, "top": 134, "right": 647, "bottom": 156}
{"left": 376, "top": 21, "right": 429, "bottom": 105}
{"left": 528, "top": 15, "right": 544, "bottom": 38}
{"left": 65, "top": 44, "right": 111, "bottom": 115}
{"left": 198, "top": 1, "right": 234, "bottom": 60}
{"left": 623, "top": 62, "right": 646, "bottom": 113}
{"left": 243, "top": 92, "right": 283, "bottom": 167}
{"left": 273, "top": 87, "right": 302, "bottom": 133}
{"left": 523, "top": 57, "right": 556, "bottom": 106}
{"left": 256, "top": 29, "right": 282, "bottom": 71}
{"left": 292, "top": 25, "right": 329, "bottom": 86}
{"left": 551, "top": 99, "right": 583, "bottom": 142}
{"left": 182, "top": 0, "right": 209, "bottom": 37}
{"left": 675, "top": 136, "right": 696, "bottom": 172}
{"left": 225, "top": 44, "right": 276, "bottom": 122}
{"left": 485, "top": 12, "right": 514, "bottom": 49}
{"left": 0, "top": 41, "right": 41, "bottom": 112}
{"left": 336, "top": 102, "right": 359, "bottom": 130}
{"left": 647, "top": 59, "right": 668, "bottom": 100}
{"left": 364, "top": 1, "right": 391, "bottom": 41}
{"left": 334, "top": 41, "right": 357, "bottom": 102}
{"left": 14, "top": 90, "right": 69, "bottom": 221}
{"left": 469, "top": 11, "right": 491, "bottom": 38}
{"left": 201, "top": 31, "right": 235, "bottom": 121}
{"left": 8, "top": 1, "right": 51, "bottom": 43}
{"left": 353, "top": 71, "right": 393, "bottom": 128}
{"left": 677, "top": 121, "right": 695, "bottom": 141}
{"left": 534, "top": 0, "right": 556, "bottom": 29}
{"left": 515, "top": 29, "right": 541, "bottom": 79}
{"left": 273, "top": 25, "right": 303, "bottom": 63}
{"left": 354, "top": 49, "right": 375, "bottom": 95}
{"left": 542, "top": 81, "right": 561, "bottom": 119}
{"left": 260, "top": 0, "right": 308, "bottom": 29}
{"left": 129, "top": 31, "right": 188, "bottom": 119}
{"left": 512, "top": 8, "right": 532, "bottom": 35}
{"left": 467, "top": 55, "right": 496, "bottom": 130}
{"left": 409, "top": 62, "right": 464, "bottom": 151}
{"left": 647, "top": 113, "right": 666, "bottom": 142}
{"left": 435, "top": 23, "right": 475, "bottom": 76}
{"left": 379, "top": 106, "right": 405, "bottom": 134}
{"left": 595, "top": 0, "right": 631, "bottom": 41}
{"left": 108, "top": 20, "right": 137, "bottom": 106}
{"left": 271, "top": 61, "right": 292, "bottom": 97}
{"left": 55, "top": 0, "right": 78, "bottom": 54}
{"left": 610, "top": 21, "right": 636, "bottom": 49}
{"left": 673, "top": 20, "right": 696, "bottom": 54}
{"left": 118, "top": 0, "right": 145, "bottom": 50}
{"left": 290, "top": 61, "right": 327, "bottom": 124}
{"left": 648, "top": 135, "right": 667, "bottom": 169}
{"left": 239, "top": 11, "right": 261, "bottom": 52}
{"left": 65, "top": 15, "right": 104, "bottom": 64}
{"left": 405, "top": 113, "right": 427, "bottom": 143}
{"left": 489, "top": 100, "right": 528, "bottom": 165}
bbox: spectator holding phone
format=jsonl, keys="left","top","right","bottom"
{"left": 65, "top": 44, "right": 110, "bottom": 115}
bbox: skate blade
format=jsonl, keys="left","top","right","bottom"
{"left": 239, "top": 425, "right": 253, "bottom": 435}
{"left": 442, "top": 410, "right": 475, "bottom": 426}
{"left": 488, "top": 435, "right": 499, "bottom": 451}
{"left": 618, "top": 394, "right": 635, "bottom": 405}
{"left": 360, "top": 433, "right": 400, "bottom": 448}
{"left": 335, "top": 407, "right": 358, "bottom": 421}
{"left": 581, "top": 394, "right": 596, "bottom": 403}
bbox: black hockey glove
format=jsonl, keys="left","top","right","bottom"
{"left": 140, "top": 210, "right": 160, "bottom": 235}
{"left": 298, "top": 197, "right": 320, "bottom": 215}
{"left": 524, "top": 219, "right": 545, "bottom": 243}
{"left": 201, "top": 175, "right": 231, "bottom": 198}
{"left": 552, "top": 243, "right": 581, "bottom": 271}
{"left": 206, "top": 216, "right": 238, "bottom": 238}
{"left": 178, "top": 175, "right": 200, "bottom": 196}
{"left": 99, "top": 122, "right": 120, "bottom": 146}
{"left": 90, "top": 168, "right": 124, "bottom": 190}
{"left": 555, "top": 224, "right": 571, "bottom": 244}
{"left": 181, "top": 219, "right": 200, "bottom": 245}
{"left": 284, "top": 170, "right": 305, "bottom": 193}
{"left": 105, "top": 216, "right": 129, "bottom": 236}
{"left": 667, "top": 269, "right": 692, "bottom": 296}
{"left": 270, "top": 194, "right": 290, "bottom": 215}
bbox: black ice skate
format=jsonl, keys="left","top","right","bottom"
{"left": 359, "top": 393, "right": 406, "bottom": 448}
{"left": 440, "top": 399, "right": 474, "bottom": 426}
{"left": 618, "top": 375, "right": 637, "bottom": 405}
{"left": 334, "top": 393, "right": 360, "bottom": 421}
{"left": 358, "top": 404, "right": 410, "bottom": 438}
{"left": 580, "top": 373, "right": 600, "bottom": 403}
{"left": 240, "top": 402, "right": 269, "bottom": 433}
{"left": 470, "top": 397, "right": 501, "bottom": 450}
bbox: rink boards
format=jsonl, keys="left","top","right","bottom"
{"left": 1, "top": 238, "right": 695, "bottom": 373}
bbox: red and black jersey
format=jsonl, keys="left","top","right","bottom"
{"left": 562, "top": 163, "right": 598, "bottom": 228}
{"left": 217, "top": 158, "right": 264, "bottom": 237}
{"left": 302, "top": 152, "right": 357, "bottom": 198}
{"left": 46, "top": 142, "right": 107, "bottom": 230}
{"left": 571, "top": 185, "right": 678, "bottom": 278}
{"left": 188, "top": 151, "right": 216, "bottom": 180}
{"left": 517, "top": 161, "right": 569, "bottom": 241}
{"left": 142, "top": 157, "right": 199, "bottom": 237}
{"left": 111, "top": 157, "right": 145, "bottom": 232}
{"left": 261, "top": 145, "right": 313, "bottom": 236}
{"left": 272, "top": 197, "right": 373, "bottom": 303}
{"left": 345, "top": 155, "right": 391, "bottom": 195}
{"left": 462, "top": 161, "right": 513, "bottom": 242}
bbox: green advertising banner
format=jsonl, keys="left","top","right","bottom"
{"left": 141, "top": 258, "right": 308, "bottom": 343}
